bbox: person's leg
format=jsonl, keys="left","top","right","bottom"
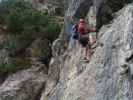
{"left": 87, "top": 48, "right": 92, "bottom": 60}
{"left": 79, "top": 38, "right": 83, "bottom": 54}
{"left": 86, "top": 46, "right": 91, "bottom": 60}
{"left": 82, "top": 42, "right": 87, "bottom": 58}
{"left": 80, "top": 45, "right": 86, "bottom": 59}
{"left": 85, "top": 47, "right": 88, "bottom": 58}
{"left": 85, "top": 37, "right": 90, "bottom": 60}
{"left": 80, "top": 37, "right": 88, "bottom": 60}
{"left": 82, "top": 47, "right": 85, "bottom": 58}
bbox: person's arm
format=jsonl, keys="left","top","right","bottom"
{"left": 89, "top": 27, "right": 96, "bottom": 32}
{"left": 86, "top": 27, "right": 96, "bottom": 33}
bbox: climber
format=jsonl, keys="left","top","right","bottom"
{"left": 72, "top": 23, "right": 79, "bottom": 40}
{"left": 70, "top": 21, "right": 79, "bottom": 49}
{"left": 78, "top": 18, "right": 96, "bottom": 61}
{"left": 72, "top": 22, "right": 79, "bottom": 47}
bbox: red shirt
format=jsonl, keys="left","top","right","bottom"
{"left": 78, "top": 22, "right": 96, "bottom": 36}
{"left": 78, "top": 23, "right": 87, "bottom": 35}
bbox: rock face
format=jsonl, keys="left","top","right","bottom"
{"left": 40, "top": 27, "right": 69, "bottom": 100}
{"left": 41, "top": 3, "right": 133, "bottom": 100}
{"left": 28, "top": 38, "right": 51, "bottom": 67}
{"left": 95, "top": 5, "right": 133, "bottom": 99}
{"left": 31, "top": 0, "right": 67, "bottom": 16}
{"left": 96, "top": 0, "right": 132, "bottom": 29}
{"left": 0, "top": 0, "right": 133, "bottom": 100}
{"left": 0, "top": 65, "right": 47, "bottom": 100}
{"left": 66, "top": 0, "right": 93, "bottom": 18}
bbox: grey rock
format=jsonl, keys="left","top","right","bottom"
{"left": 40, "top": 28, "right": 69, "bottom": 100}
{"left": 0, "top": 65, "right": 47, "bottom": 100}
{"left": 41, "top": 3, "right": 133, "bottom": 100}
{"left": 66, "top": 0, "right": 93, "bottom": 18}
{"left": 28, "top": 38, "right": 51, "bottom": 67}
{"left": 31, "top": 0, "right": 67, "bottom": 15}
{"left": 1, "top": 0, "right": 133, "bottom": 100}
{"left": 96, "top": 0, "right": 132, "bottom": 29}
{"left": 0, "top": 49, "right": 11, "bottom": 65}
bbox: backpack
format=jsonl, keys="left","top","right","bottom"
{"left": 72, "top": 24, "right": 79, "bottom": 40}
{"left": 72, "top": 24, "right": 78, "bottom": 33}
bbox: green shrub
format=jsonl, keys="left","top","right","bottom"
{"left": 0, "top": 0, "right": 61, "bottom": 74}
{"left": 0, "top": 0, "right": 61, "bottom": 41}
{"left": 5, "top": 35, "right": 19, "bottom": 51}
{"left": 6, "top": 0, "right": 47, "bottom": 33}
{"left": 46, "top": 22, "right": 61, "bottom": 42}
{"left": 5, "top": 34, "right": 33, "bottom": 56}
{"left": 0, "top": 63, "right": 17, "bottom": 74}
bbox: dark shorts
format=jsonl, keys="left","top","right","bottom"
{"left": 79, "top": 36, "right": 91, "bottom": 48}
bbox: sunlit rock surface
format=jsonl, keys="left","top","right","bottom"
{"left": 41, "top": 4, "right": 133, "bottom": 100}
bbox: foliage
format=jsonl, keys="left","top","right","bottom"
{"left": 0, "top": 63, "right": 17, "bottom": 74}
{"left": 0, "top": 0, "right": 61, "bottom": 41}
{"left": 5, "top": 34, "right": 33, "bottom": 56}
{"left": 6, "top": 0, "right": 49, "bottom": 33}
{"left": 0, "top": 0, "right": 61, "bottom": 74}
{"left": 46, "top": 21, "right": 61, "bottom": 42}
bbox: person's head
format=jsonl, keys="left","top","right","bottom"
{"left": 79, "top": 18, "right": 85, "bottom": 23}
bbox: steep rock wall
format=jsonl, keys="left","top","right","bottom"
{"left": 42, "top": 3, "right": 133, "bottom": 100}
{"left": 0, "top": 0, "right": 133, "bottom": 100}
{"left": 0, "top": 64, "right": 48, "bottom": 100}
{"left": 96, "top": 0, "right": 132, "bottom": 29}
{"left": 66, "top": 0, "right": 93, "bottom": 18}
{"left": 96, "top": 4, "right": 133, "bottom": 99}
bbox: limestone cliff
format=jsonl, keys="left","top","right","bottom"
{"left": 0, "top": 0, "right": 133, "bottom": 100}
{"left": 41, "top": 1, "right": 133, "bottom": 100}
